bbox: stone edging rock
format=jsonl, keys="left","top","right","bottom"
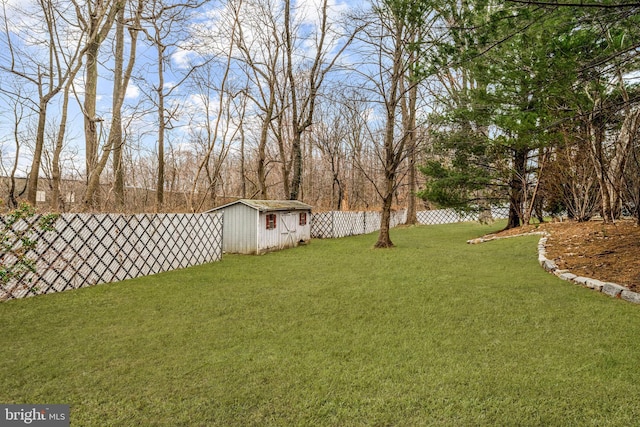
{"left": 467, "top": 231, "right": 640, "bottom": 305}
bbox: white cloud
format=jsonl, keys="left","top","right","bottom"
{"left": 172, "top": 48, "right": 196, "bottom": 70}
{"left": 294, "top": 0, "right": 350, "bottom": 28}
{"left": 125, "top": 84, "right": 140, "bottom": 100}
{"left": 163, "top": 81, "right": 176, "bottom": 92}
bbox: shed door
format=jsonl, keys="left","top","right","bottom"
{"left": 280, "top": 213, "right": 297, "bottom": 248}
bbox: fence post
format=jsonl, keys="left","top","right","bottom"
{"left": 331, "top": 211, "right": 335, "bottom": 239}
{"left": 363, "top": 211, "right": 367, "bottom": 234}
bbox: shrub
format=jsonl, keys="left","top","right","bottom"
{"left": 1, "top": 202, "right": 58, "bottom": 300}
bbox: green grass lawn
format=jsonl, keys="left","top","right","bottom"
{"left": 1, "top": 222, "right": 640, "bottom": 426}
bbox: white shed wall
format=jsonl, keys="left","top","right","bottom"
{"left": 258, "top": 211, "right": 281, "bottom": 252}
{"left": 221, "top": 204, "right": 258, "bottom": 254}
{"left": 257, "top": 210, "right": 311, "bottom": 254}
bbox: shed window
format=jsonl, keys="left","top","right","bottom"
{"left": 266, "top": 213, "right": 277, "bottom": 230}
{"left": 299, "top": 212, "right": 307, "bottom": 226}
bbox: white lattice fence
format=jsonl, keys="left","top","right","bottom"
{"left": 312, "top": 207, "right": 509, "bottom": 239}
{"left": 416, "top": 206, "right": 510, "bottom": 225}
{"left": 364, "top": 212, "right": 381, "bottom": 235}
{"left": 311, "top": 210, "right": 407, "bottom": 239}
{"left": 333, "top": 211, "right": 365, "bottom": 238}
{"left": 417, "top": 209, "right": 467, "bottom": 225}
{"left": 310, "top": 211, "right": 333, "bottom": 239}
{"left": 1, "top": 213, "right": 223, "bottom": 301}
{"left": 310, "top": 211, "right": 364, "bottom": 238}
{"left": 491, "top": 206, "right": 510, "bottom": 219}
{"left": 390, "top": 209, "right": 408, "bottom": 228}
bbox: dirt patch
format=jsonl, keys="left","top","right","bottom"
{"left": 485, "top": 220, "right": 640, "bottom": 292}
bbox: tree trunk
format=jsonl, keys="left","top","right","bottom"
{"left": 505, "top": 147, "right": 528, "bottom": 229}
{"left": 375, "top": 193, "right": 395, "bottom": 248}
{"left": 332, "top": 154, "right": 343, "bottom": 210}
{"left": 289, "top": 132, "right": 302, "bottom": 200}
{"left": 84, "top": 36, "right": 100, "bottom": 185}
{"left": 240, "top": 124, "right": 247, "bottom": 198}
{"left": 273, "top": 113, "right": 291, "bottom": 198}
{"left": 402, "top": 56, "right": 418, "bottom": 226}
{"left": 284, "top": 0, "right": 302, "bottom": 201}
{"left": 587, "top": 104, "right": 613, "bottom": 222}
{"left": 51, "top": 83, "right": 73, "bottom": 212}
{"left": 80, "top": 0, "right": 132, "bottom": 211}
{"left": 405, "top": 148, "right": 418, "bottom": 225}
{"left": 82, "top": 0, "right": 123, "bottom": 210}
{"left": 112, "top": 117, "right": 125, "bottom": 210}
{"left": 605, "top": 109, "right": 640, "bottom": 221}
{"left": 506, "top": 203, "right": 521, "bottom": 229}
{"left": 155, "top": 43, "right": 166, "bottom": 212}
{"left": 637, "top": 184, "right": 640, "bottom": 226}
{"left": 8, "top": 108, "right": 23, "bottom": 209}
{"left": 374, "top": 15, "right": 405, "bottom": 248}
{"left": 375, "top": 89, "right": 402, "bottom": 247}
{"left": 257, "top": 116, "right": 270, "bottom": 199}
{"left": 112, "top": 7, "right": 126, "bottom": 211}
{"left": 26, "top": 101, "right": 48, "bottom": 205}
{"left": 523, "top": 149, "right": 548, "bottom": 225}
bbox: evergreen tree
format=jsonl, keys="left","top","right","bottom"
{"left": 421, "top": 0, "right": 640, "bottom": 227}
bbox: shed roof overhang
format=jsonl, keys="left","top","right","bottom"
{"left": 205, "top": 199, "right": 313, "bottom": 213}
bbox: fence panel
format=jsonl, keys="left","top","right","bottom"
{"left": 310, "top": 211, "right": 334, "bottom": 238}
{"left": 1, "top": 212, "right": 223, "bottom": 301}
{"left": 417, "top": 209, "right": 464, "bottom": 225}
{"left": 416, "top": 206, "right": 510, "bottom": 225}
{"left": 313, "top": 206, "right": 508, "bottom": 239}
{"left": 333, "top": 211, "right": 366, "bottom": 238}
{"left": 311, "top": 209, "right": 407, "bottom": 239}
{"left": 390, "top": 210, "right": 408, "bottom": 228}
{"left": 364, "top": 211, "right": 381, "bottom": 234}
{"left": 492, "top": 206, "right": 510, "bottom": 219}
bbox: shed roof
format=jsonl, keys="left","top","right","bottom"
{"left": 205, "top": 199, "right": 312, "bottom": 213}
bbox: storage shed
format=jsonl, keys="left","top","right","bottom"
{"left": 205, "top": 199, "right": 312, "bottom": 254}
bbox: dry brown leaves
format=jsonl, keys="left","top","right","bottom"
{"left": 489, "top": 220, "right": 640, "bottom": 292}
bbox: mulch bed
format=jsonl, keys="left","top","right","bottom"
{"left": 486, "top": 219, "right": 640, "bottom": 292}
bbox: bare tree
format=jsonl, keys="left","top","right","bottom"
{"left": 1, "top": 0, "right": 86, "bottom": 206}
{"left": 400, "top": 32, "right": 420, "bottom": 225}
{"left": 76, "top": 0, "right": 125, "bottom": 209}
{"left": 351, "top": 0, "right": 430, "bottom": 247}
{"left": 136, "top": 0, "right": 203, "bottom": 212}
{"left": 312, "top": 101, "right": 349, "bottom": 210}
{"left": 336, "top": 89, "right": 376, "bottom": 211}
{"left": 50, "top": 80, "right": 74, "bottom": 211}
{"left": 186, "top": 1, "right": 244, "bottom": 211}
{"left": 112, "top": 0, "right": 145, "bottom": 210}
{"left": 186, "top": 64, "right": 244, "bottom": 211}
{"left": 81, "top": 0, "right": 143, "bottom": 211}
{"left": 233, "top": 0, "right": 286, "bottom": 199}
{"left": 585, "top": 83, "right": 640, "bottom": 222}
{"left": 0, "top": 87, "right": 28, "bottom": 208}
{"left": 545, "top": 134, "right": 600, "bottom": 221}
{"left": 283, "top": 0, "right": 359, "bottom": 200}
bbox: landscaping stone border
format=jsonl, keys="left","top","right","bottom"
{"left": 467, "top": 231, "right": 640, "bottom": 305}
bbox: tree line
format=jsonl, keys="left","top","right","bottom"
{"left": 1, "top": 0, "right": 639, "bottom": 249}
